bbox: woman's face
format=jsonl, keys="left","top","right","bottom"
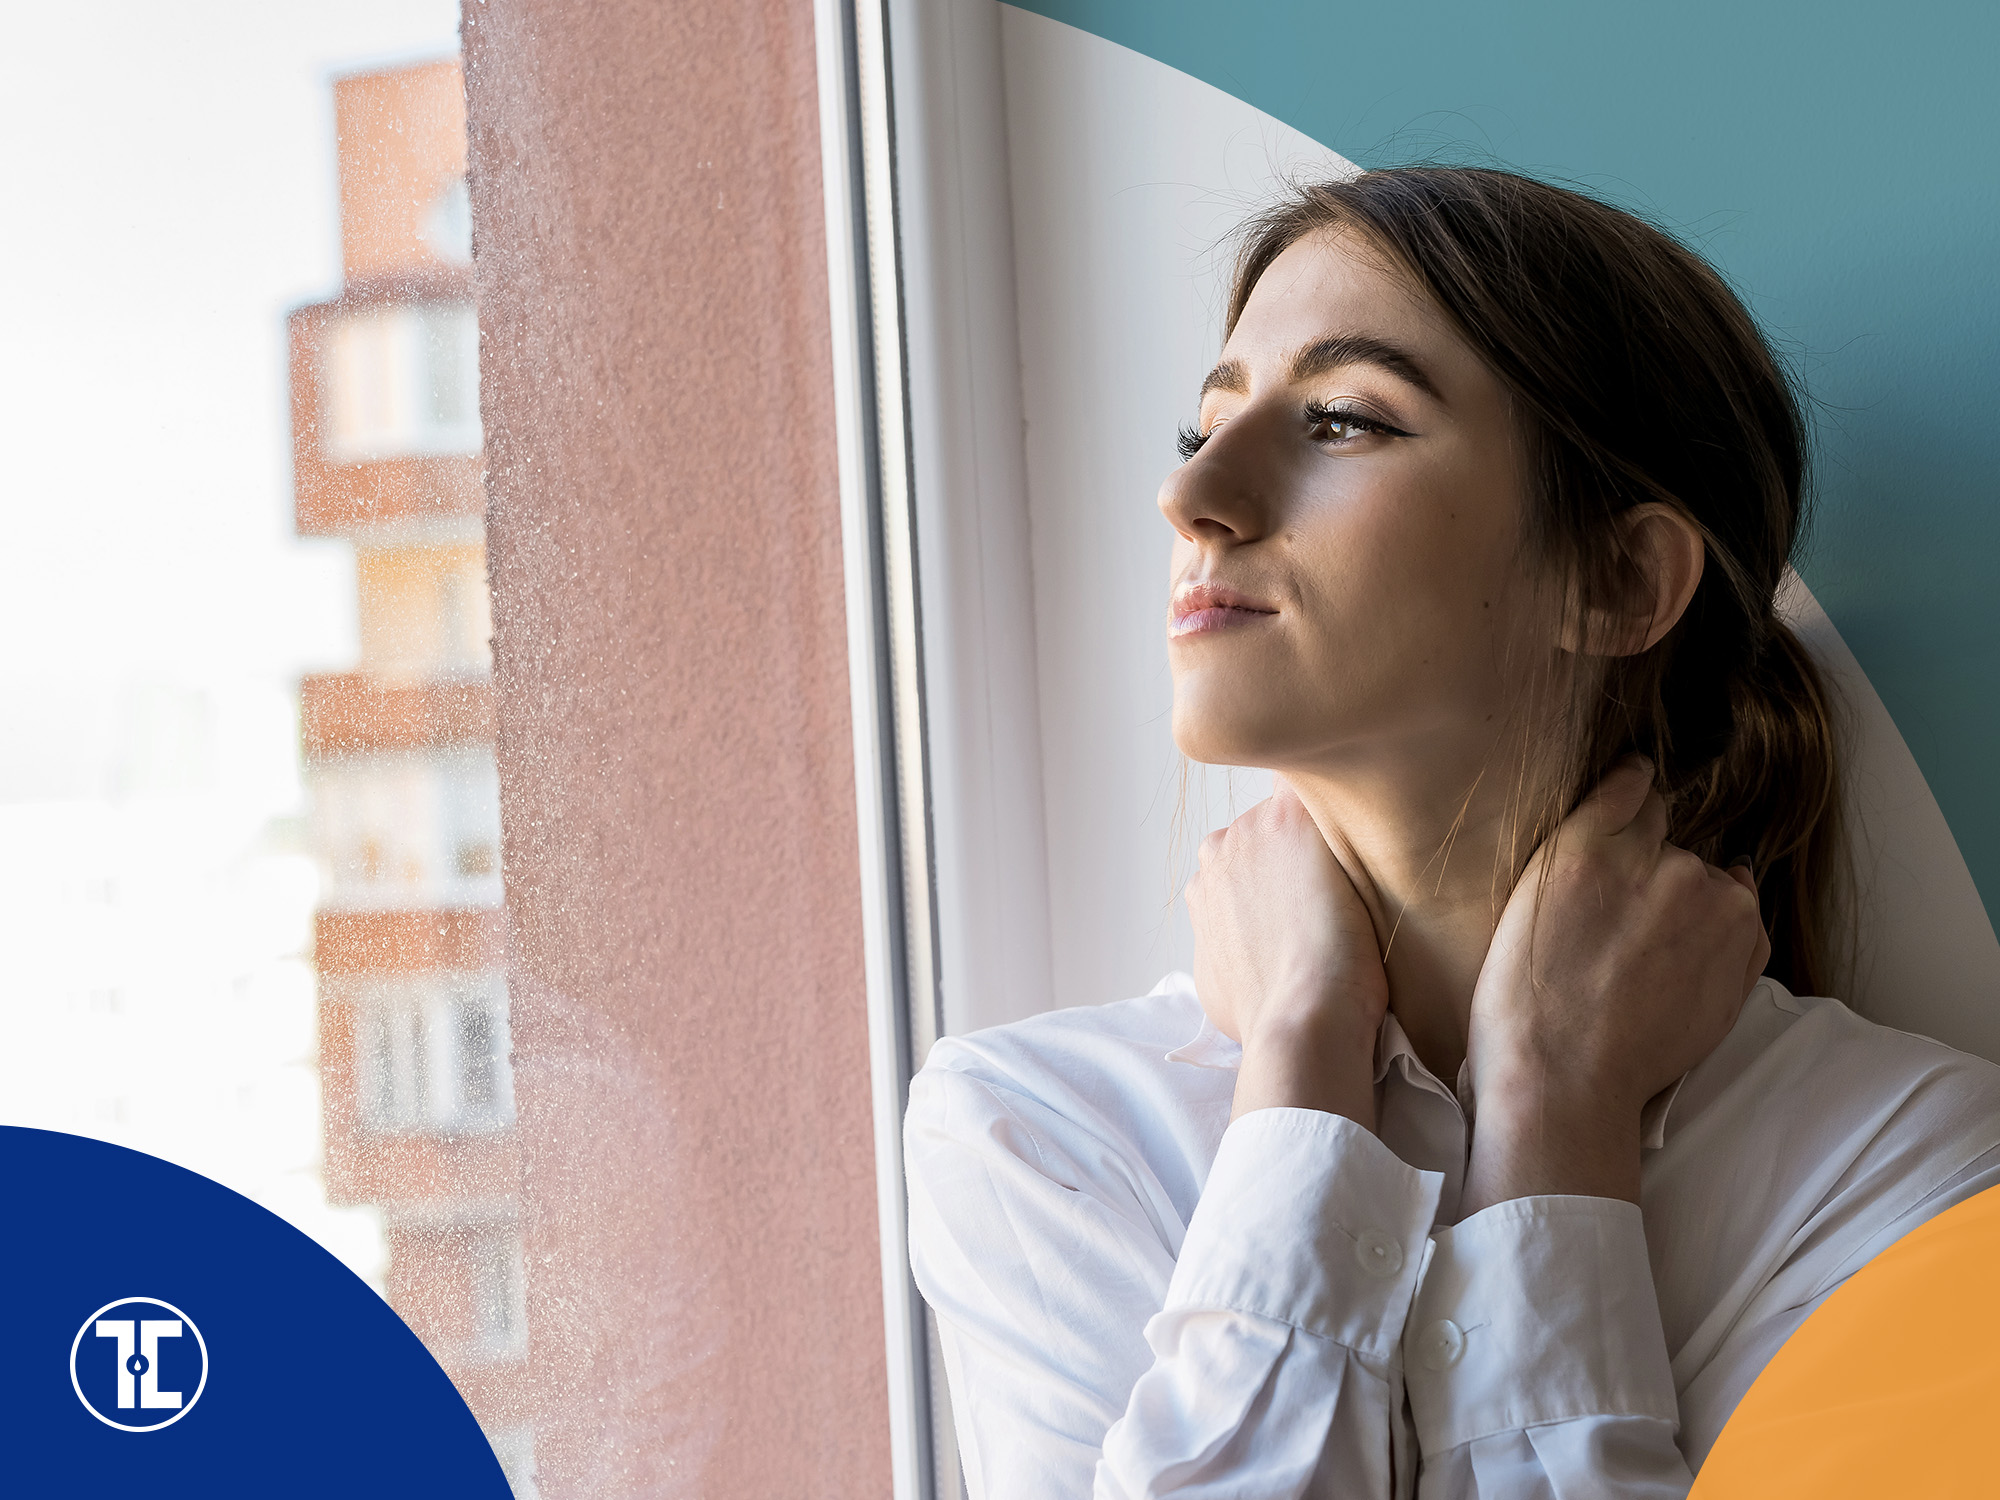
{"left": 1162, "top": 230, "right": 1544, "bottom": 777}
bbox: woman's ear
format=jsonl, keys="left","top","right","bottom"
{"left": 1561, "top": 504, "right": 1706, "bottom": 657}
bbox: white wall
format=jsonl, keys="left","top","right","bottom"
{"left": 997, "top": 7, "right": 1348, "bottom": 1016}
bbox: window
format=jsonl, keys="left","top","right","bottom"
{"left": 424, "top": 175, "right": 474, "bottom": 265}
{"left": 452, "top": 994, "right": 505, "bottom": 1117}
{"left": 320, "top": 302, "right": 482, "bottom": 463}
{"left": 468, "top": 1225, "right": 528, "bottom": 1361}
{"left": 484, "top": 1422, "right": 540, "bottom": 1499}
{"left": 357, "top": 973, "right": 514, "bottom": 1134}
{"left": 310, "top": 748, "right": 505, "bottom": 911}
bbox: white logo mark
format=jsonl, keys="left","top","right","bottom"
{"left": 92, "top": 1317, "right": 186, "bottom": 1408}
{"left": 69, "top": 1297, "right": 208, "bottom": 1432}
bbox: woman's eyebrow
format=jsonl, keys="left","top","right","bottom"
{"left": 1199, "top": 360, "right": 1249, "bottom": 398}
{"left": 1289, "top": 334, "right": 1442, "bottom": 401}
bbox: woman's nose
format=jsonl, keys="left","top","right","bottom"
{"left": 1157, "top": 415, "right": 1277, "bottom": 547}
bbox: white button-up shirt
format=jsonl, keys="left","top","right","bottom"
{"left": 905, "top": 974, "right": 2000, "bottom": 1497}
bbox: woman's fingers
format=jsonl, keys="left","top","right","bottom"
{"left": 1604, "top": 786, "right": 1672, "bottom": 858}
{"left": 1747, "top": 922, "right": 1774, "bottom": 996}
{"left": 1573, "top": 754, "right": 1659, "bottom": 840}
{"left": 1721, "top": 860, "right": 1774, "bottom": 996}
{"left": 1197, "top": 826, "right": 1226, "bottom": 869}
{"left": 1476, "top": 772, "right": 1777, "bottom": 1118}
{"left": 1548, "top": 758, "right": 1668, "bottom": 883}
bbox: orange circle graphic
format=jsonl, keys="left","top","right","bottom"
{"left": 1692, "top": 1181, "right": 2000, "bottom": 1498}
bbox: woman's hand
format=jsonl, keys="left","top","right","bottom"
{"left": 1460, "top": 756, "right": 1770, "bottom": 1212}
{"left": 1188, "top": 780, "right": 1388, "bottom": 1128}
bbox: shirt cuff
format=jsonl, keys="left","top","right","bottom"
{"left": 1404, "top": 1196, "right": 1677, "bottom": 1452}
{"left": 1165, "top": 1107, "right": 1444, "bottom": 1363}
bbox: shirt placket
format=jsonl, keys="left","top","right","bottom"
{"left": 1375, "top": 1043, "right": 1474, "bottom": 1227}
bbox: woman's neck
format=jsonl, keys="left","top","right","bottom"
{"left": 1283, "top": 757, "right": 1522, "bottom": 1084}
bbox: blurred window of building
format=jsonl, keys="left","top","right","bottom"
{"left": 485, "top": 1422, "right": 540, "bottom": 1499}
{"left": 362, "top": 988, "right": 429, "bottom": 1129}
{"left": 357, "top": 974, "right": 514, "bottom": 1134}
{"left": 310, "top": 749, "right": 504, "bottom": 910}
{"left": 469, "top": 1224, "right": 529, "bottom": 1360}
{"left": 453, "top": 983, "right": 509, "bottom": 1115}
{"left": 322, "top": 302, "right": 482, "bottom": 463}
{"left": 425, "top": 175, "right": 475, "bottom": 265}
{"left": 351, "top": 545, "right": 494, "bottom": 681}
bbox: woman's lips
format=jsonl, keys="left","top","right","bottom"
{"left": 1169, "top": 583, "right": 1278, "bottom": 638}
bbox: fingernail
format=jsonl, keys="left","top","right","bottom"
{"left": 1728, "top": 854, "right": 1755, "bottom": 872}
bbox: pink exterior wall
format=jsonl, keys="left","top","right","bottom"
{"left": 461, "top": 2, "right": 892, "bottom": 1493}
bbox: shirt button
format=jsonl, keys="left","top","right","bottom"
{"left": 1420, "top": 1318, "right": 1465, "bottom": 1371}
{"left": 1353, "top": 1230, "right": 1404, "bottom": 1279}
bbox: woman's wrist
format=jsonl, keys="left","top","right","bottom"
{"left": 1461, "top": 1054, "right": 1644, "bottom": 1212}
{"left": 1231, "top": 996, "right": 1381, "bottom": 1128}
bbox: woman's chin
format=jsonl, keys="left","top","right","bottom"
{"left": 1170, "top": 703, "right": 1287, "bottom": 770}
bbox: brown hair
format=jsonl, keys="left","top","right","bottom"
{"left": 1227, "top": 167, "right": 1847, "bottom": 995}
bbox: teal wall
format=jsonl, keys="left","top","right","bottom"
{"left": 1009, "top": 0, "right": 2000, "bottom": 921}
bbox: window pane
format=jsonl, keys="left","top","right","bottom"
{"left": 8, "top": 5, "right": 903, "bottom": 1494}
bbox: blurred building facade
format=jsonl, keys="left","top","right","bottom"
{"left": 291, "top": 59, "right": 534, "bottom": 1495}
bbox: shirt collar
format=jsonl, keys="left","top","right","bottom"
{"left": 1165, "top": 1005, "right": 1440, "bottom": 1080}
{"left": 1163, "top": 1012, "right": 1242, "bottom": 1069}
{"left": 1162, "top": 1005, "right": 1425, "bottom": 1080}
{"left": 1640, "top": 1075, "right": 1684, "bottom": 1151}
{"left": 1166, "top": 985, "right": 1685, "bottom": 1150}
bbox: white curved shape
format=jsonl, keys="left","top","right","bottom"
{"left": 998, "top": 8, "right": 2000, "bottom": 1060}
{"left": 1781, "top": 576, "right": 2000, "bottom": 1056}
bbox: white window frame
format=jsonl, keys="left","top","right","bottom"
{"left": 815, "top": 3, "right": 1049, "bottom": 1497}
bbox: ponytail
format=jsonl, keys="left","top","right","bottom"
{"left": 1664, "top": 617, "right": 1847, "bottom": 996}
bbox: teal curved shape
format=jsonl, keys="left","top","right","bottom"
{"left": 1008, "top": 0, "right": 2000, "bottom": 921}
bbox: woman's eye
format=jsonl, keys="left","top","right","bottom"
{"left": 1179, "top": 406, "right": 1407, "bottom": 461}
{"left": 1304, "top": 402, "right": 1407, "bottom": 444}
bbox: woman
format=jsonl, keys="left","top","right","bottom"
{"left": 904, "top": 168, "right": 2000, "bottom": 1497}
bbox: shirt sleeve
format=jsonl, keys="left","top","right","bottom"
{"left": 906, "top": 1062, "right": 1444, "bottom": 1500}
{"left": 1403, "top": 1197, "right": 1692, "bottom": 1499}
{"left": 1398, "top": 1140, "right": 2000, "bottom": 1497}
